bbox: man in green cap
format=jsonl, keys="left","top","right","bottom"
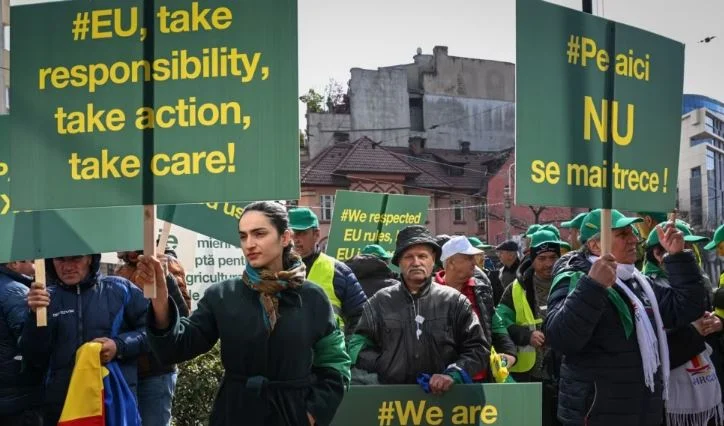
{"left": 496, "top": 229, "right": 565, "bottom": 424}
{"left": 642, "top": 220, "right": 724, "bottom": 425}
{"left": 345, "top": 245, "right": 397, "bottom": 298}
{"left": 705, "top": 224, "right": 724, "bottom": 286}
{"left": 546, "top": 209, "right": 707, "bottom": 425}
{"left": 288, "top": 208, "right": 367, "bottom": 334}
{"left": 560, "top": 212, "right": 587, "bottom": 251}
{"left": 636, "top": 211, "right": 669, "bottom": 240}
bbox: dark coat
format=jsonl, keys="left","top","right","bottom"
{"left": 20, "top": 255, "right": 148, "bottom": 425}
{"left": 0, "top": 267, "right": 43, "bottom": 415}
{"left": 499, "top": 258, "right": 520, "bottom": 293}
{"left": 345, "top": 254, "right": 397, "bottom": 298}
{"left": 545, "top": 250, "right": 707, "bottom": 426}
{"left": 354, "top": 279, "right": 488, "bottom": 384}
{"left": 147, "top": 279, "right": 348, "bottom": 426}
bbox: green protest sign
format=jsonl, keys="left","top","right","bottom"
{"left": 157, "top": 202, "right": 245, "bottom": 247}
{"left": 0, "top": 115, "right": 142, "bottom": 262}
{"left": 515, "top": 0, "right": 683, "bottom": 210}
{"left": 10, "top": 0, "right": 298, "bottom": 211}
{"left": 331, "top": 384, "right": 541, "bottom": 426}
{"left": 326, "top": 191, "right": 429, "bottom": 261}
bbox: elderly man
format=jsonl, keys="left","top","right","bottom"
{"left": 435, "top": 236, "right": 516, "bottom": 381}
{"left": 289, "top": 208, "right": 366, "bottom": 334}
{"left": 352, "top": 226, "right": 488, "bottom": 394}
{"left": 545, "top": 209, "right": 707, "bottom": 426}
{"left": 23, "top": 255, "right": 149, "bottom": 425}
{"left": 0, "top": 261, "right": 42, "bottom": 426}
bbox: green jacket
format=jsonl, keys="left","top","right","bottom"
{"left": 147, "top": 278, "right": 350, "bottom": 426}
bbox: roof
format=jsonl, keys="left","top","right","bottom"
{"left": 301, "top": 137, "right": 512, "bottom": 192}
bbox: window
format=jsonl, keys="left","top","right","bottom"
{"left": 447, "top": 165, "right": 464, "bottom": 177}
{"left": 320, "top": 195, "right": 334, "bottom": 221}
{"left": 3, "top": 87, "right": 7, "bottom": 111}
{"left": 691, "top": 137, "right": 712, "bottom": 148}
{"left": 332, "top": 132, "right": 349, "bottom": 143}
{"left": 690, "top": 166, "right": 702, "bottom": 226}
{"left": 452, "top": 200, "right": 464, "bottom": 222}
{"left": 409, "top": 97, "right": 423, "bottom": 132}
{"left": 706, "top": 115, "right": 715, "bottom": 133}
{"left": 3, "top": 25, "right": 8, "bottom": 51}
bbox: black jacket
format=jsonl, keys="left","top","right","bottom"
{"left": 345, "top": 255, "right": 397, "bottom": 298}
{"left": 467, "top": 273, "right": 517, "bottom": 358}
{"left": 354, "top": 278, "right": 488, "bottom": 384}
{"left": 0, "top": 267, "right": 43, "bottom": 415}
{"left": 545, "top": 250, "right": 707, "bottom": 426}
{"left": 498, "top": 258, "right": 520, "bottom": 294}
{"left": 474, "top": 266, "right": 505, "bottom": 306}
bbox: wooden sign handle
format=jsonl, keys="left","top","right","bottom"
{"left": 34, "top": 259, "right": 47, "bottom": 327}
{"left": 600, "top": 209, "right": 612, "bottom": 257}
{"left": 143, "top": 205, "right": 156, "bottom": 299}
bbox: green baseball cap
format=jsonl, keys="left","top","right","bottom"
{"left": 704, "top": 224, "right": 724, "bottom": 250}
{"left": 361, "top": 244, "right": 393, "bottom": 260}
{"left": 637, "top": 211, "right": 668, "bottom": 224}
{"left": 538, "top": 224, "right": 561, "bottom": 239}
{"left": 529, "top": 229, "right": 565, "bottom": 249}
{"left": 561, "top": 212, "right": 587, "bottom": 229}
{"left": 288, "top": 208, "right": 319, "bottom": 231}
{"left": 525, "top": 224, "right": 542, "bottom": 237}
{"left": 646, "top": 219, "right": 709, "bottom": 248}
{"left": 467, "top": 237, "right": 493, "bottom": 250}
{"left": 579, "top": 209, "right": 643, "bottom": 244}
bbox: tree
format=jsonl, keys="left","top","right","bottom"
{"left": 299, "top": 78, "right": 348, "bottom": 114}
{"left": 529, "top": 206, "right": 547, "bottom": 224}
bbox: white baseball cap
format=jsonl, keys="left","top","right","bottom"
{"left": 440, "top": 236, "right": 483, "bottom": 262}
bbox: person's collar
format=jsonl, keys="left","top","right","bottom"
{"left": 435, "top": 270, "right": 474, "bottom": 289}
{"left": 403, "top": 276, "right": 433, "bottom": 296}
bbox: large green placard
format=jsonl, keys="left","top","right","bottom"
{"left": 331, "top": 384, "right": 542, "bottom": 426}
{"left": 326, "top": 191, "right": 429, "bottom": 261}
{"left": 0, "top": 115, "right": 142, "bottom": 262}
{"left": 10, "top": 0, "right": 298, "bottom": 210}
{"left": 515, "top": 0, "right": 684, "bottom": 210}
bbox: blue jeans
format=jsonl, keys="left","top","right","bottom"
{"left": 137, "top": 372, "right": 177, "bottom": 426}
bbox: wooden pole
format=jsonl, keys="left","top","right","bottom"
{"left": 156, "top": 221, "right": 172, "bottom": 254}
{"left": 143, "top": 205, "right": 156, "bottom": 299}
{"left": 34, "top": 259, "right": 47, "bottom": 326}
{"left": 600, "top": 209, "right": 612, "bottom": 256}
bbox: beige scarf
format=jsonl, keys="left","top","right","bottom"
{"left": 242, "top": 258, "right": 306, "bottom": 331}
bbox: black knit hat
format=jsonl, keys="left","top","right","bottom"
{"left": 391, "top": 225, "right": 441, "bottom": 266}
{"left": 496, "top": 240, "right": 519, "bottom": 252}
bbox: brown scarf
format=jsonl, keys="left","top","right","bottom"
{"left": 242, "top": 259, "right": 306, "bottom": 332}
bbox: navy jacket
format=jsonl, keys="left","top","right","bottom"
{"left": 304, "top": 251, "right": 367, "bottom": 334}
{"left": 20, "top": 254, "right": 148, "bottom": 424}
{"left": 545, "top": 250, "right": 707, "bottom": 426}
{"left": 0, "top": 266, "right": 43, "bottom": 415}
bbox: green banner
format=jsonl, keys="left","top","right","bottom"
{"left": 326, "top": 191, "right": 429, "bottom": 261}
{"left": 157, "top": 202, "right": 245, "bottom": 247}
{"left": 0, "top": 115, "right": 143, "bottom": 262}
{"left": 331, "top": 384, "right": 541, "bottom": 426}
{"left": 10, "top": 0, "right": 298, "bottom": 211}
{"left": 515, "top": 0, "right": 683, "bottom": 210}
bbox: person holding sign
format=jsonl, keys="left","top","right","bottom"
{"left": 22, "top": 254, "right": 149, "bottom": 426}
{"left": 545, "top": 210, "right": 708, "bottom": 426}
{"left": 351, "top": 226, "right": 487, "bottom": 394}
{"left": 288, "top": 208, "right": 367, "bottom": 335}
{"left": 143, "top": 201, "right": 351, "bottom": 426}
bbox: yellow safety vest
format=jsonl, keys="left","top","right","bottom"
{"left": 308, "top": 252, "right": 344, "bottom": 329}
{"left": 509, "top": 280, "right": 543, "bottom": 373}
{"left": 717, "top": 273, "right": 724, "bottom": 319}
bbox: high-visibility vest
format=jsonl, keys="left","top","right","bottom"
{"left": 308, "top": 252, "right": 344, "bottom": 329}
{"left": 509, "top": 280, "right": 543, "bottom": 373}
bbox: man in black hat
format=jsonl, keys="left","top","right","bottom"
{"left": 496, "top": 240, "right": 520, "bottom": 291}
{"left": 351, "top": 226, "right": 488, "bottom": 394}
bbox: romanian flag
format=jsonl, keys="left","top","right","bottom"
{"left": 58, "top": 342, "right": 141, "bottom": 426}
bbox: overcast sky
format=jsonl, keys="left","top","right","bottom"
{"left": 10, "top": 0, "right": 723, "bottom": 128}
